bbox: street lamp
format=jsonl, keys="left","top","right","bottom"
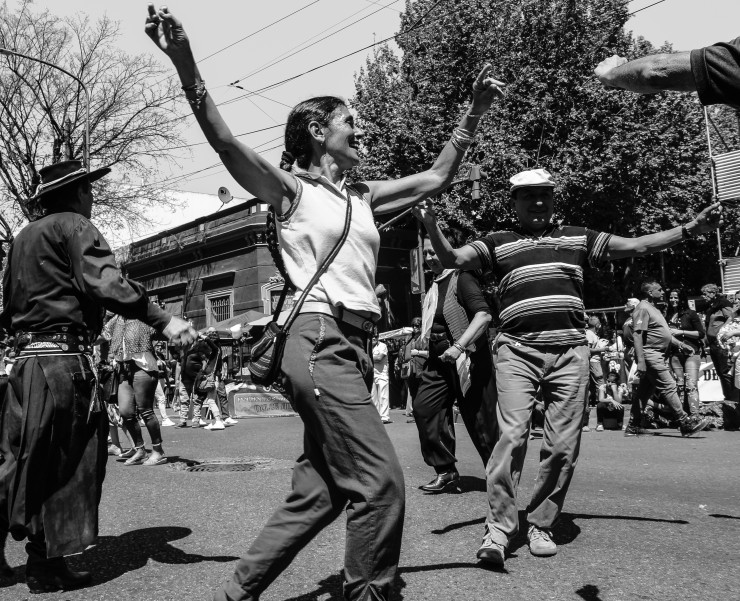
{"left": 230, "top": 324, "right": 243, "bottom": 381}
{"left": 0, "top": 47, "right": 90, "bottom": 172}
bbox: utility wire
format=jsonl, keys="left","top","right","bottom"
{"left": 198, "top": 0, "right": 323, "bottom": 63}
{"left": 226, "top": 2, "right": 392, "bottom": 87}
{"left": 221, "top": 0, "right": 448, "bottom": 106}
{"left": 229, "top": 0, "right": 401, "bottom": 87}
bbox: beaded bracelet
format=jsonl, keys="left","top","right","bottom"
{"left": 183, "top": 80, "right": 207, "bottom": 110}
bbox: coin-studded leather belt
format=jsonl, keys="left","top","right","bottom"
{"left": 16, "top": 331, "right": 93, "bottom": 354}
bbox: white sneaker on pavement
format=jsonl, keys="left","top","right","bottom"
{"left": 476, "top": 527, "right": 505, "bottom": 566}
{"left": 527, "top": 525, "right": 557, "bottom": 557}
{"left": 161, "top": 418, "right": 176, "bottom": 427}
{"left": 204, "top": 420, "right": 226, "bottom": 431}
{"left": 224, "top": 417, "right": 238, "bottom": 425}
{"left": 198, "top": 418, "right": 208, "bottom": 426}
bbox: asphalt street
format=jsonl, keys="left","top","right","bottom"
{"left": 1, "top": 409, "right": 738, "bottom": 601}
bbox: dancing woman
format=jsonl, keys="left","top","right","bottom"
{"left": 145, "top": 5, "right": 503, "bottom": 600}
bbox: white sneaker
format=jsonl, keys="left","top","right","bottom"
{"left": 204, "top": 421, "right": 225, "bottom": 431}
{"left": 596, "top": 424, "right": 604, "bottom": 432}
{"left": 161, "top": 418, "right": 176, "bottom": 427}
{"left": 224, "top": 417, "right": 238, "bottom": 425}
{"left": 527, "top": 525, "right": 557, "bottom": 557}
{"left": 198, "top": 418, "right": 208, "bottom": 426}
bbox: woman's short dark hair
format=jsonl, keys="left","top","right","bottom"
{"left": 280, "top": 96, "right": 346, "bottom": 171}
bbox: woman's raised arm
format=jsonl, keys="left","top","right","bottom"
{"left": 145, "top": 4, "right": 295, "bottom": 213}
{"left": 364, "top": 64, "right": 504, "bottom": 215}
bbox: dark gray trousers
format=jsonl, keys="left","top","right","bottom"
{"left": 215, "top": 314, "right": 405, "bottom": 601}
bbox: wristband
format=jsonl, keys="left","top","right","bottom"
{"left": 453, "top": 342, "right": 465, "bottom": 353}
{"left": 681, "top": 224, "right": 694, "bottom": 239}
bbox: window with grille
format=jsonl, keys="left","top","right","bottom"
{"left": 207, "top": 292, "right": 232, "bottom": 325}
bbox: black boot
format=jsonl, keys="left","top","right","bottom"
{"left": 25, "top": 538, "right": 91, "bottom": 593}
{"left": 419, "top": 470, "right": 461, "bottom": 494}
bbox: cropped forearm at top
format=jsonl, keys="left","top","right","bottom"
{"left": 598, "top": 52, "right": 695, "bottom": 94}
{"left": 455, "top": 312, "right": 492, "bottom": 350}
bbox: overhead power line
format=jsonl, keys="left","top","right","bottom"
{"left": 219, "top": 0, "right": 448, "bottom": 107}
{"left": 198, "top": 0, "right": 323, "bottom": 63}
{"left": 228, "top": 0, "right": 401, "bottom": 87}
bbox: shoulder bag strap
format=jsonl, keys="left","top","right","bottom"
{"left": 272, "top": 195, "right": 353, "bottom": 331}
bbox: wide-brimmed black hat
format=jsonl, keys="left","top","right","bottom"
{"left": 29, "top": 159, "right": 111, "bottom": 202}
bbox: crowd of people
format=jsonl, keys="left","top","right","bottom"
{"left": 0, "top": 4, "right": 738, "bottom": 599}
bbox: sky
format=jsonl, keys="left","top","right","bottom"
{"left": 14, "top": 0, "right": 740, "bottom": 243}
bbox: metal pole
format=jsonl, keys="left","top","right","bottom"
{"left": 703, "top": 106, "right": 725, "bottom": 291}
{"left": 0, "top": 48, "right": 90, "bottom": 172}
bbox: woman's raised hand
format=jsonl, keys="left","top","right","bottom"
{"left": 145, "top": 4, "right": 192, "bottom": 61}
{"left": 470, "top": 64, "right": 505, "bottom": 112}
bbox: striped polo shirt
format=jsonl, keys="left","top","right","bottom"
{"left": 468, "top": 226, "right": 612, "bottom": 346}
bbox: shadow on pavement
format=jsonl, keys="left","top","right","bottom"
{"left": 66, "top": 526, "right": 239, "bottom": 586}
{"left": 576, "top": 584, "right": 604, "bottom": 601}
{"left": 709, "top": 513, "right": 740, "bottom": 520}
{"left": 431, "top": 516, "right": 485, "bottom": 535}
{"left": 281, "top": 572, "right": 411, "bottom": 601}
{"left": 459, "top": 475, "right": 486, "bottom": 493}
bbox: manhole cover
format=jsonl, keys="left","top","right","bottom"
{"left": 187, "top": 462, "right": 255, "bottom": 473}
{"left": 165, "top": 456, "right": 294, "bottom": 472}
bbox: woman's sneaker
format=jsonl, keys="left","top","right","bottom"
{"left": 161, "top": 418, "right": 176, "bottom": 427}
{"left": 224, "top": 417, "right": 239, "bottom": 425}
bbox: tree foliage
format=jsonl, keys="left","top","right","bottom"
{"left": 0, "top": 1, "right": 187, "bottom": 243}
{"left": 353, "top": 0, "right": 740, "bottom": 306}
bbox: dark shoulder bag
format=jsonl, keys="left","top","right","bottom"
{"left": 248, "top": 196, "right": 353, "bottom": 385}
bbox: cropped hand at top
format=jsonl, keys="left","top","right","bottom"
{"left": 470, "top": 64, "right": 505, "bottom": 112}
{"left": 145, "top": 4, "right": 191, "bottom": 61}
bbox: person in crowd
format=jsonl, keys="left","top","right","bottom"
{"left": 205, "top": 328, "right": 238, "bottom": 426}
{"left": 701, "top": 283, "right": 735, "bottom": 401}
{"left": 146, "top": 6, "right": 504, "bottom": 599}
{"left": 104, "top": 314, "right": 170, "bottom": 466}
{"left": 584, "top": 315, "right": 607, "bottom": 432}
{"left": 371, "top": 335, "right": 392, "bottom": 424}
{"left": 594, "top": 37, "right": 740, "bottom": 109}
{"left": 415, "top": 166, "right": 722, "bottom": 566}
{"left": 398, "top": 317, "right": 424, "bottom": 418}
{"left": 629, "top": 280, "right": 710, "bottom": 436}
{"left": 0, "top": 159, "right": 195, "bottom": 592}
{"left": 178, "top": 336, "right": 225, "bottom": 431}
{"left": 716, "top": 304, "right": 740, "bottom": 399}
{"left": 410, "top": 237, "right": 497, "bottom": 494}
{"left": 154, "top": 346, "right": 176, "bottom": 427}
{"left": 666, "top": 288, "right": 705, "bottom": 414}
{"left": 595, "top": 372, "right": 625, "bottom": 431}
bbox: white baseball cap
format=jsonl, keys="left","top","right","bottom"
{"left": 510, "top": 168, "right": 556, "bottom": 193}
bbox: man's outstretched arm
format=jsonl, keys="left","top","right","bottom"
{"left": 594, "top": 52, "right": 695, "bottom": 94}
{"left": 604, "top": 202, "right": 723, "bottom": 261}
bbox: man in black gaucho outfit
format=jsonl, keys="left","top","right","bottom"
{"left": 0, "top": 160, "right": 197, "bottom": 593}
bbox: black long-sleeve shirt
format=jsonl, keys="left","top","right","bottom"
{"left": 0, "top": 211, "right": 170, "bottom": 340}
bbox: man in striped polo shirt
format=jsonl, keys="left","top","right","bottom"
{"left": 415, "top": 168, "right": 722, "bottom": 566}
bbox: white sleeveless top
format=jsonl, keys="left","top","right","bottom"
{"left": 276, "top": 169, "right": 381, "bottom": 318}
